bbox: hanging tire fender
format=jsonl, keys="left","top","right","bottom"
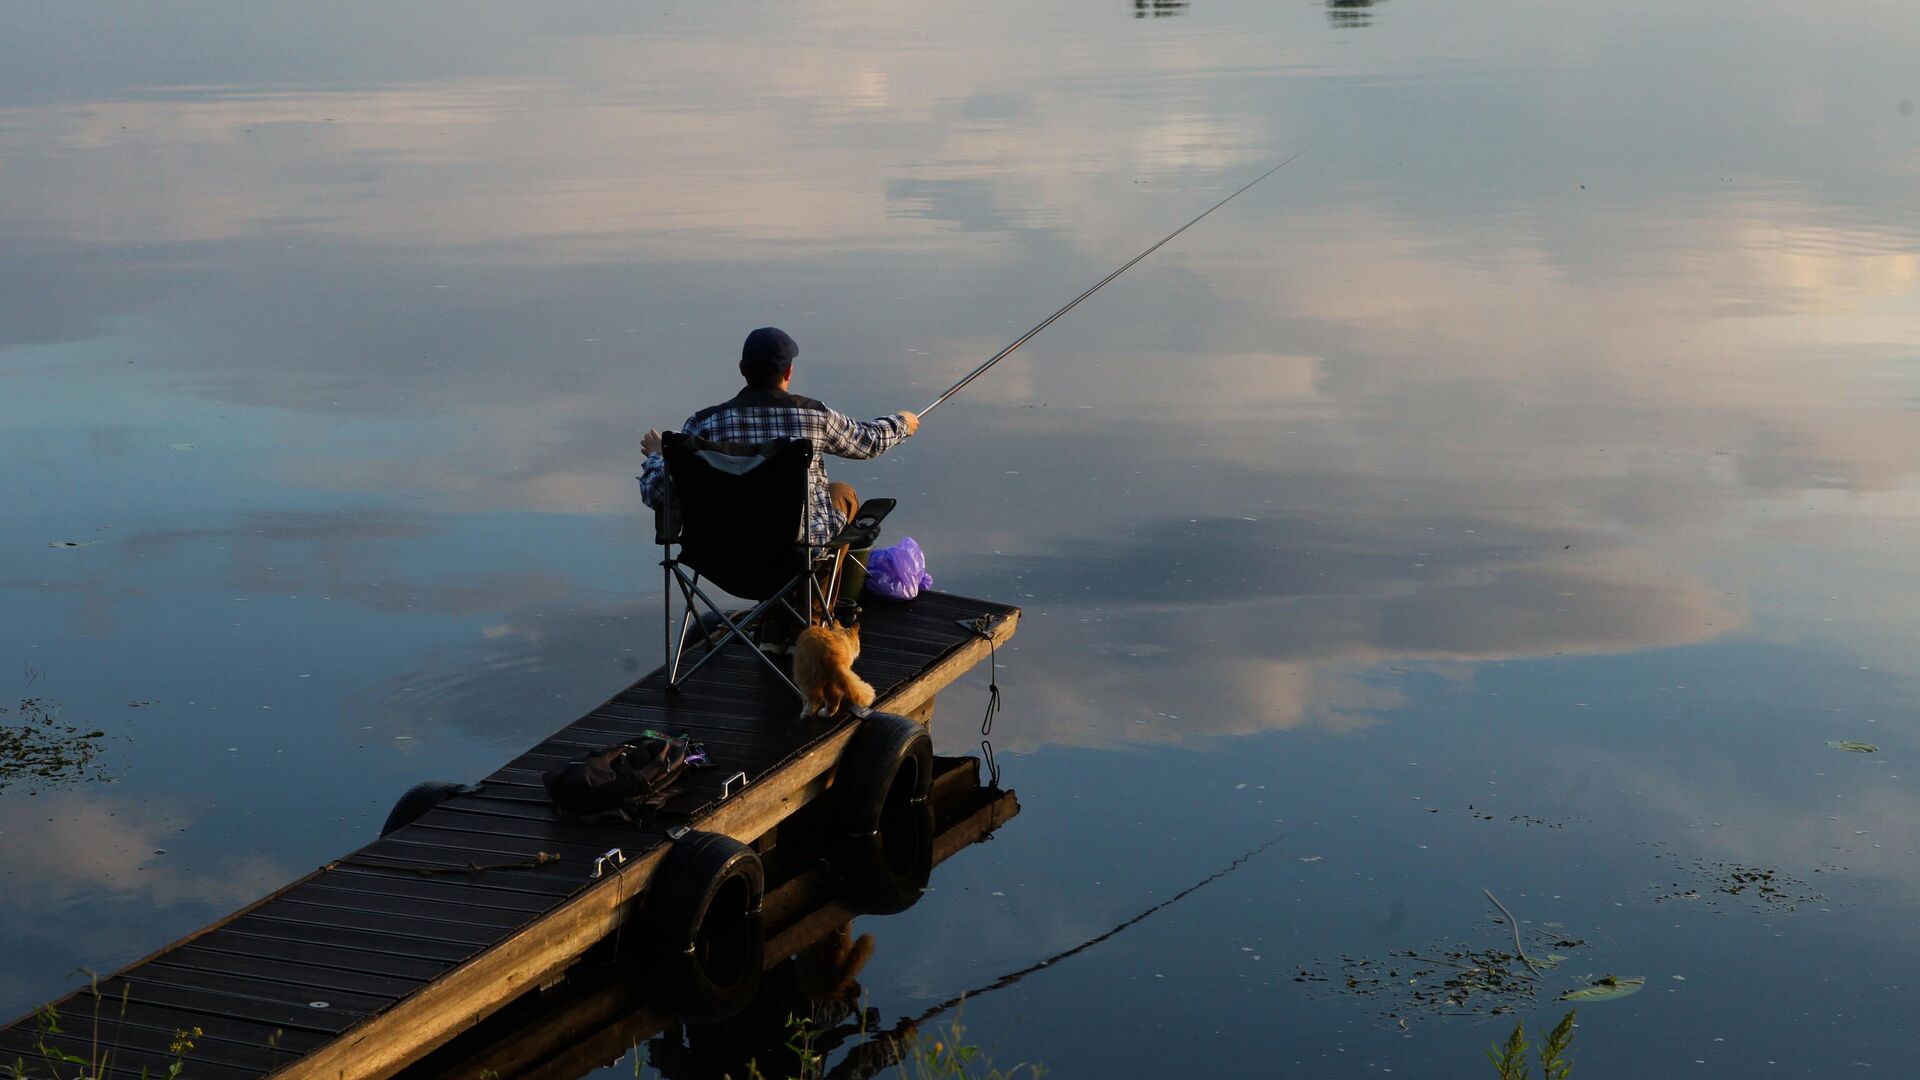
{"left": 636, "top": 829, "right": 766, "bottom": 1021}
{"left": 830, "top": 711, "right": 936, "bottom": 914}
{"left": 379, "top": 780, "right": 473, "bottom": 836}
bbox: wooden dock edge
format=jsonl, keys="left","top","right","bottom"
{"left": 269, "top": 608, "right": 1018, "bottom": 1080}
{"left": 402, "top": 764, "right": 1020, "bottom": 1080}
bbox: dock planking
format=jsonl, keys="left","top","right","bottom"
{"left": 1, "top": 591, "right": 1016, "bottom": 1080}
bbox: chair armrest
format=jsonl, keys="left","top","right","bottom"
{"left": 824, "top": 497, "right": 895, "bottom": 549}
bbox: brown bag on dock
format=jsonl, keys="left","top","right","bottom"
{"left": 542, "top": 735, "right": 702, "bottom": 818}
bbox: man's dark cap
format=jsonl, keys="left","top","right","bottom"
{"left": 741, "top": 326, "right": 799, "bottom": 376}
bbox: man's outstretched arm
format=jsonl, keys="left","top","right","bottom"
{"left": 821, "top": 408, "right": 919, "bottom": 460}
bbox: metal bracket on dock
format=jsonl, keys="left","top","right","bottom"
{"left": 720, "top": 771, "right": 749, "bottom": 800}
{"left": 590, "top": 848, "right": 627, "bottom": 880}
{"left": 956, "top": 612, "right": 1007, "bottom": 637}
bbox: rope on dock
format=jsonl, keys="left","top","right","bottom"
{"left": 334, "top": 851, "right": 565, "bottom": 877}
{"left": 965, "top": 615, "right": 1003, "bottom": 789}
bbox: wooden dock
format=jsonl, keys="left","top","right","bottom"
{"left": 0, "top": 591, "right": 1018, "bottom": 1080}
{"left": 401, "top": 753, "right": 1020, "bottom": 1080}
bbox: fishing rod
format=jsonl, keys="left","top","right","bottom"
{"left": 919, "top": 139, "right": 1320, "bottom": 417}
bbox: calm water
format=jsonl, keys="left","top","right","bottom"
{"left": 5, "top": 1, "right": 1920, "bottom": 1075}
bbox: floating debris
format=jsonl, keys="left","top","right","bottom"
{"left": 1558, "top": 975, "right": 1645, "bottom": 1002}
{"left": 1302, "top": 945, "right": 1554, "bottom": 1018}
{"left": 1827, "top": 741, "right": 1878, "bottom": 754}
{"left": 1, "top": 698, "right": 111, "bottom": 791}
{"left": 1460, "top": 804, "right": 1569, "bottom": 828}
{"left": 1298, "top": 928, "right": 1592, "bottom": 1022}
{"left": 1650, "top": 854, "right": 1824, "bottom": 912}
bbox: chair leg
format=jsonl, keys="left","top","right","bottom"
{"left": 665, "top": 567, "right": 705, "bottom": 688}
{"left": 775, "top": 593, "right": 808, "bottom": 628}
{"left": 666, "top": 571, "right": 807, "bottom": 702}
{"left": 824, "top": 547, "right": 849, "bottom": 610}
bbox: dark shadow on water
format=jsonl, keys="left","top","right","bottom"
{"left": 1133, "top": 0, "right": 1190, "bottom": 18}
{"left": 1326, "top": 0, "right": 1387, "bottom": 28}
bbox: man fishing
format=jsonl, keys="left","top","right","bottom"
{"left": 637, "top": 152, "right": 1307, "bottom": 638}
{"left": 637, "top": 326, "right": 919, "bottom": 629}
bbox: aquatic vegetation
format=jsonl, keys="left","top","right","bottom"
{"left": 0, "top": 699, "right": 109, "bottom": 792}
{"left": 1649, "top": 853, "right": 1824, "bottom": 912}
{"left": 890, "top": 1017, "right": 1044, "bottom": 1080}
{"left": 1827, "top": 740, "right": 1878, "bottom": 753}
{"left": 1, "top": 974, "right": 205, "bottom": 1080}
{"left": 681, "top": 1012, "right": 1042, "bottom": 1080}
{"left": 1298, "top": 891, "right": 1590, "bottom": 1021}
{"left": 1300, "top": 938, "right": 1583, "bottom": 1018}
{"left": 1558, "top": 976, "right": 1644, "bottom": 1003}
{"left": 1487, "top": 1009, "right": 1577, "bottom": 1080}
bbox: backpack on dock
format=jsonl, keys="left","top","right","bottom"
{"left": 543, "top": 733, "right": 704, "bottom": 818}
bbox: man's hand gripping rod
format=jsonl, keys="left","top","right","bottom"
{"left": 919, "top": 140, "right": 1319, "bottom": 418}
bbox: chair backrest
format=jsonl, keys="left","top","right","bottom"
{"left": 660, "top": 431, "right": 814, "bottom": 600}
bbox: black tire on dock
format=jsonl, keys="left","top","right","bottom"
{"left": 379, "top": 780, "right": 471, "bottom": 836}
{"left": 639, "top": 830, "right": 766, "bottom": 1021}
{"left": 830, "top": 711, "right": 935, "bottom": 915}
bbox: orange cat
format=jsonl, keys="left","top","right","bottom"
{"left": 792, "top": 622, "right": 875, "bottom": 718}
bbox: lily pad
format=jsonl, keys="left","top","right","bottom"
{"left": 1558, "top": 975, "right": 1645, "bottom": 1002}
{"left": 1827, "top": 741, "right": 1878, "bottom": 754}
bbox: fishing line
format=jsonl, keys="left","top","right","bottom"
{"left": 810, "top": 832, "right": 1298, "bottom": 1077}
{"left": 920, "top": 139, "right": 1321, "bottom": 418}
{"left": 902, "top": 831, "right": 1293, "bottom": 1023}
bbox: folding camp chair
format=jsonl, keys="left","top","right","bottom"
{"left": 654, "top": 431, "right": 893, "bottom": 701}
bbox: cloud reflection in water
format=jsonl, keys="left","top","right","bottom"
{"left": 5, "top": 2, "right": 1920, "bottom": 1066}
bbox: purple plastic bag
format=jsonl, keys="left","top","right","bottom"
{"left": 865, "top": 536, "right": 934, "bottom": 601}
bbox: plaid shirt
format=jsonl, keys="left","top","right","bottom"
{"left": 639, "top": 386, "right": 909, "bottom": 545}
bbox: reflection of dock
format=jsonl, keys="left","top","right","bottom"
{"left": 401, "top": 755, "right": 1020, "bottom": 1080}
{"left": 1133, "top": 0, "right": 1191, "bottom": 18}
{"left": 1325, "top": 0, "right": 1387, "bottom": 28}
{"left": 0, "top": 591, "right": 1018, "bottom": 1080}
